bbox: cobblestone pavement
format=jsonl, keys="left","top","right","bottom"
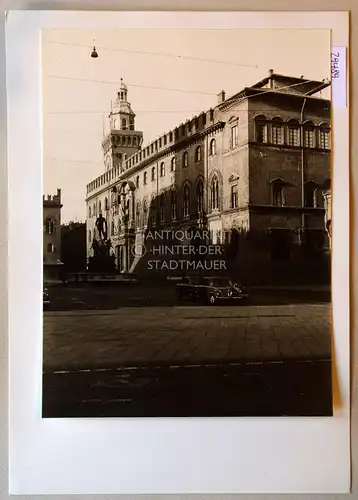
{"left": 43, "top": 304, "right": 331, "bottom": 371}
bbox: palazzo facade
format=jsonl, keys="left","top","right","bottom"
{"left": 86, "top": 72, "right": 331, "bottom": 284}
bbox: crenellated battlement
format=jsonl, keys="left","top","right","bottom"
{"left": 43, "top": 188, "right": 62, "bottom": 206}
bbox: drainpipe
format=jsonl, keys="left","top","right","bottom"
{"left": 300, "top": 97, "right": 307, "bottom": 244}
{"left": 205, "top": 133, "right": 209, "bottom": 242}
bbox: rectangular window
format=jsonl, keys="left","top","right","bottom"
{"left": 230, "top": 185, "right": 238, "bottom": 209}
{"left": 319, "top": 130, "right": 330, "bottom": 149}
{"left": 304, "top": 129, "right": 315, "bottom": 148}
{"left": 231, "top": 125, "right": 238, "bottom": 148}
{"left": 47, "top": 243, "right": 54, "bottom": 253}
{"left": 272, "top": 184, "right": 284, "bottom": 206}
{"left": 272, "top": 125, "right": 284, "bottom": 145}
{"left": 256, "top": 123, "right": 268, "bottom": 143}
{"left": 288, "top": 127, "right": 300, "bottom": 146}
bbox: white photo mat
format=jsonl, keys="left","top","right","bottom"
{"left": 7, "top": 10, "right": 350, "bottom": 495}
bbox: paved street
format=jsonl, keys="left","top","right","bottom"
{"left": 43, "top": 303, "right": 332, "bottom": 417}
{"left": 43, "top": 303, "right": 331, "bottom": 371}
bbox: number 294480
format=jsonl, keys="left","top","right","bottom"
{"left": 331, "top": 52, "right": 340, "bottom": 79}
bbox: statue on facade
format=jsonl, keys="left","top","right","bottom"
{"left": 118, "top": 193, "right": 130, "bottom": 222}
{"left": 95, "top": 213, "right": 108, "bottom": 241}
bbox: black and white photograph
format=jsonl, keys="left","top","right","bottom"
{"left": 42, "top": 28, "right": 333, "bottom": 418}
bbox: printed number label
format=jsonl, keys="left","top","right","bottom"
{"left": 331, "top": 52, "right": 340, "bottom": 79}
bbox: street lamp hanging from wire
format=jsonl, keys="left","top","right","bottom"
{"left": 91, "top": 39, "right": 98, "bottom": 58}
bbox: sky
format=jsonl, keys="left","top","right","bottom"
{"left": 42, "top": 29, "right": 330, "bottom": 223}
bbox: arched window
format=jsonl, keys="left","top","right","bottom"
{"left": 171, "top": 157, "right": 176, "bottom": 172}
{"left": 88, "top": 206, "right": 92, "bottom": 218}
{"left": 128, "top": 137, "right": 132, "bottom": 146}
{"left": 111, "top": 220, "right": 115, "bottom": 235}
{"left": 98, "top": 200, "right": 102, "bottom": 214}
{"left": 197, "top": 179, "right": 204, "bottom": 214}
{"left": 160, "top": 162, "right": 165, "bottom": 177}
{"left": 151, "top": 166, "right": 156, "bottom": 181}
{"left": 104, "top": 197, "right": 109, "bottom": 210}
{"left": 171, "top": 190, "right": 177, "bottom": 220}
{"left": 45, "top": 218, "right": 55, "bottom": 234}
{"left": 133, "top": 137, "right": 137, "bottom": 146}
{"left": 254, "top": 115, "right": 268, "bottom": 143}
{"left": 121, "top": 118, "right": 127, "bottom": 130}
{"left": 195, "top": 145, "right": 201, "bottom": 162}
{"left": 160, "top": 194, "right": 166, "bottom": 223}
{"left": 319, "top": 123, "right": 330, "bottom": 149}
{"left": 143, "top": 171, "right": 148, "bottom": 185}
{"left": 304, "top": 121, "right": 315, "bottom": 148}
{"left": 183, "top": 185, "right": 190, "bottom": 217}
{"left": 136, "top": 202, "right": 141, "bottom": 228}
{"left": 287, "top": 119, "right": 300, "bottom": 147}
{"left": 304, "top": 181, "right": 317, "bottom": 208}
{"left": 183, "top": 151, "right": 189, "bottom": 168}
{"left": 143, "top": 199, "right": 148, "bottom": 227}
{"left": 136, "top": 175, "right": 139, "bottom": 188}
{"left": 88, "top": 230, "right": 91, "bottom": 243}
{"left": 93, "top": 203, "right": 96, "bottom": 216}
{"left": 211, "top": 176, "right": 219, "bottom": 210}
{"left": 210, "top": 138, "right": 216, "bottom": 155}
{"left": 272, "top": 117, "right": 284, "bottom": 145}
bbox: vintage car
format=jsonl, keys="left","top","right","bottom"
{"left": 176, "top": 276, "right": 248, "bottom": 305}
{"left": 43, "top": 287, "right": 50, "bottom": 309}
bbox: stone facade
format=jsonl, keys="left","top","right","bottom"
{"left": 43, "top": 189, "right": 63, "bottom": 281}
{"left": 85, "top": 72, "right": 332, "bottom": 284}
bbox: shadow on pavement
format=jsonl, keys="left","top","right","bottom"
{"left": 43, "top": 359, "right": 332, "bottom": 418}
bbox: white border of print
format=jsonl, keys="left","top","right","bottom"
{"left": 7, "top": 11, "right": 349, "bottom": 495}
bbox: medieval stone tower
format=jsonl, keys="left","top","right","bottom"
{"left": 43, "top": 188, "right": 63, "bottom": 281}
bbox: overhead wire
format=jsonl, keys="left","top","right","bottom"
{"left": 45, "top": 78, "right": 330, "bottom": 116}
{"left": 45, "top": 79, "right": 330, "bottom": 164}
{"left": 45, "top": 39, "right": 262, "bottom": 69}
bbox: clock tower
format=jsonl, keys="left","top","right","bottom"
{"left": 102, "top": 79, "right": 143, "bottom": 172}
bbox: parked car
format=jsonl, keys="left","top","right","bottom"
{"left": 43, "top": 287, "right": 50, "bottom": 309}
{"left": 176, "top": 276, "right": 248, "bottom": 305}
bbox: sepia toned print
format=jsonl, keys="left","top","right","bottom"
{"left": 42, "top": 29, "right": 332, "bottom": 417}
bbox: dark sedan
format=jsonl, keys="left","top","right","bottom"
{"left": 176, "top": 276, "right": 248, "bottom": 305}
